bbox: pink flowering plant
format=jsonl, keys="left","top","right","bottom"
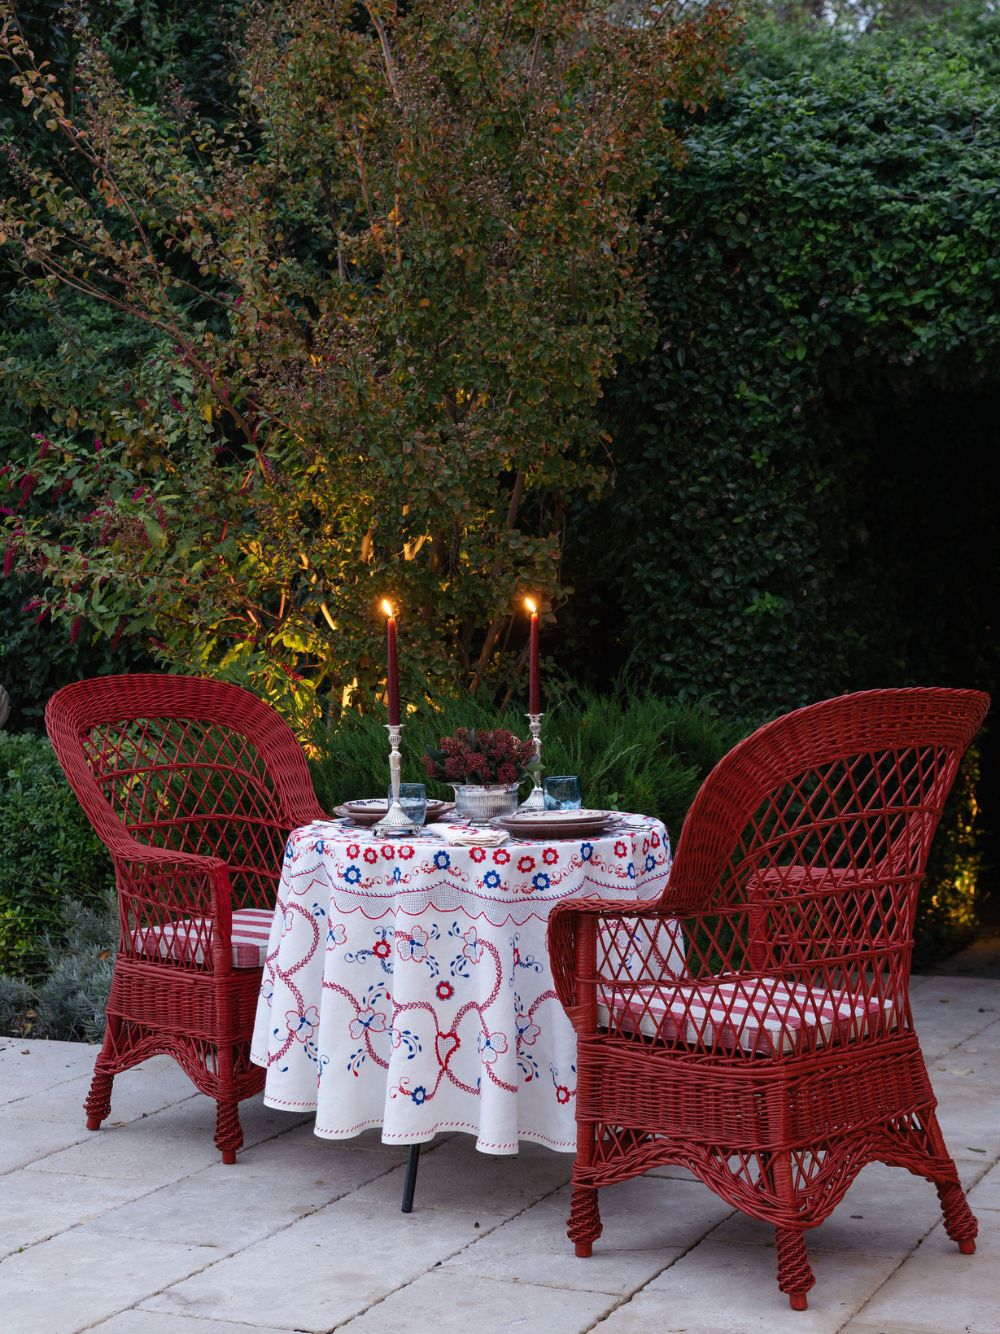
{"left": 425, "top": 728, "right": 535, "bottom": 788}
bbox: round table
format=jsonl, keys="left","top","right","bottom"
{"left": 250, "top": 812, "right": 672, "bottom": 1154}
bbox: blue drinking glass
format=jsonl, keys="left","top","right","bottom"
{"left": 544, "top": 776, "right": 582, "bottom": 810}
{"left": 388, "top": 783, "right": 428, "bottom": 825}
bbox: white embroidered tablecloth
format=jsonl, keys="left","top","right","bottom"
{"left": 250, "top": 813, "right": 671, "bottom": 1153}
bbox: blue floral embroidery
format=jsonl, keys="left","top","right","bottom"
{"left": 344, "top": 864, "right": 361, "bottom": 885}
{"left": 411, "top": 1085, "right": 428, "bottom": 1105}
{"left": 645, "top": 853, "right": 656, "bottom": 871}
{"left": 532, "top": 872, "right": 550, "bottom": 891}
{"left": 483, "top": 869, "right": 501, "bottom": 889}
{"left": 626, "top": 861, "right": 636, "bottom": 879}
{"left": 434, "top": 850, "right": 451, "bottom": 870}
{"left": 314, "top": 839, "right": 325, "bottom": 854}
{"left": 580, "top": 842, "right": 593, "bottom": 861}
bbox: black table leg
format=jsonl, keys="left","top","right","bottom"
{"left": 401, "top": 1143, "right": 421, "bottom": 1213}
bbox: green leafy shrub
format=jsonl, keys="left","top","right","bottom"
{"left": 0, "top": 731, "right": 112, "bottom": 977}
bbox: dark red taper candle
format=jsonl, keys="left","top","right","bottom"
{"left": 382, "top": 599, "right": 401, "bottom": 725}
{"left": 526, "top": 597, "right": 541, "bottom": 714}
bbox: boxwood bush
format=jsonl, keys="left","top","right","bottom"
{"left": 0, "top": 731, "right": 112, "bottom": 978}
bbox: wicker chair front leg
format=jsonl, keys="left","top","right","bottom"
{"left": 84, "top": 1067, "right": 115, "bottom": 1130}
{"left": 937, "top": 1180, "right": 978, "bottom": 1254}
{"left": 84, "top": 1011, "right": 121, "bottom": 1129}
{"left": 775, "top": 1227, "right": 815, "bottom": 1311}
{"left": 568, "top": 1184, "right": 603, "bottom": 1257}
{"left": 214, "top": 1097, "right": 244, "bottom": 1165}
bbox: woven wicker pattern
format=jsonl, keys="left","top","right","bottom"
{"left": 46, "top": 673, "right": 325, "bottom": 1163}
{"left": 548, "top": 688, "right": 988, "bottom": 1310}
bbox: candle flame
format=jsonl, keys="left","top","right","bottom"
{"left": 381, "top": 598, "right": 395, "bottom": 619}
{"left": 524, "top": 596, "right": 537, "bottom": 614}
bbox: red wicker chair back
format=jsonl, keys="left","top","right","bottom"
{"left": 46, "top": 672, "right": 319, "bottom": 911}
{"left": 646, "top": 688, "right": 990, "bottom": 1046}
{"left": 668, "top": 687, "right": 986, "bottom": 914}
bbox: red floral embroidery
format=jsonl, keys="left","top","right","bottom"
{"left": 436, "top": 981, "right": 454, "bottom": 1000}
{"left": 470, "top": 846, "right": 486, "bottom": 863}
{"left": 493, "top": 848, "right": 510, "bottom": 864}
{"left": 372, "top": 940, "right": 391, "bottom": 959}
{"left": 347, "top": 844, "right": 360, "bottom": 858}
{"left": 651, "top": 832, "right": 660, "bottom": 848}
{"left": 399, "top": 845, "right": 414, "bottom": 859}
{"left": 614, "top": 841, "right": 628, "bottom": 858}
{"left": 517, "top": 855, "right": 535, "bottom": 873}
{"left": 555, "top": 1085, "right": 571, "bottom": 1104}
{"left": 381, "top": 844, "right": 395, "bottom": 859}
{"left": 542, "top": 847, "right": 558, "bottom": 865}
{"left": 363, "top": 847, "right": 378, "bottom": 864}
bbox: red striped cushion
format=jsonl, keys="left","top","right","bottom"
{"left": 597, "top": 976, "right": 894, "bottom": 1055}
{"left": 132, "top": 908, "right": 273, "bottom": 969}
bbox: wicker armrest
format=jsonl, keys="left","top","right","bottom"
{"left": 110, "top": 841, "right": 235, "bottom": 969}
{"left": 548, "top": 897, "right": 677, "bottom": 1013}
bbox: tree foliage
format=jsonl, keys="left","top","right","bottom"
{"left": 0, "top": 0, "right": 734, "bottom": 730}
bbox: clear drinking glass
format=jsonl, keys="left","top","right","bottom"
{"left": 544, "top": 775, "right": 582, "bottom": 810}
{"left": 388, "top": 782, "right": 428, "bottom": 825}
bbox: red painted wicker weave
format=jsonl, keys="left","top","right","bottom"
{"left": 548, "top": 688, "right": 989, "bottom": 1311}
{"left": 46, "top": 673, "right": 325, "bottom": 1163}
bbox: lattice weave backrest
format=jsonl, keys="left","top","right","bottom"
{"left": 47, "top": 674, "right": 316, "bottom": 910}
{"left": 664, "top": 690, "right": 989, "bottom": 983}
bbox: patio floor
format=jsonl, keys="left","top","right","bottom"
{"left": 1, "top": 973, "right": 998, "bottom": 1334}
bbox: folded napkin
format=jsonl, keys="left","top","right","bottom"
{"left": 426, "top": 822, "right": 509, "bottom": 847}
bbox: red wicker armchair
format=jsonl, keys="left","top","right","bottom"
{"left": 548, "top": 688, "right": 988, "bottom": 1311}
{"left": 46, "top": 673, "right": 325, "bottom": 1163}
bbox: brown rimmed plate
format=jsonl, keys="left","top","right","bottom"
{"left": 491, "top": 808, "right": 616, "bottom": 840}
{"left": 334, "top": 798, "right": 451, "bottom": 827}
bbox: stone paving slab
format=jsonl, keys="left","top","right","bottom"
{"left": 0, "top": 975, "right": 996, "bottom": 1334}
{"left": 138, "top": 1193, "right": 507, "bottom": 1331}
{"left": 593, "top": 1241, "right": 906, "bottom": 1334}
{"left": 440, "top": 1175, "right": 730, "bottom": 1294}
{"left": 845, "top": 1213, "right": 1000, "bottom": 1334}
{"left": 93, "top": 1315, "right": 292, "bottom": 1334}
{"left": 336, "top": 1268, "right": 620, "bottom": 1332}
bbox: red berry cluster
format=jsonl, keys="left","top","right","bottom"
{"left": 424, "top": 727, "right": 535, "bottom": 786}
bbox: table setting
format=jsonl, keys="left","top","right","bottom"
{"left": 250, "top": 595, "right": 678, "bottom": 1162}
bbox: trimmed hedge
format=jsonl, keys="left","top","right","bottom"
{"left": 565, "top": 7, "right": 1000, "bottom": 715}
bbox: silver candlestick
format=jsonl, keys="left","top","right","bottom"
{"left": 374, "top": 723, "right": 420, "bottom": 836}
{"left": 519, "top": 712, "right": 546, "bottom": 811}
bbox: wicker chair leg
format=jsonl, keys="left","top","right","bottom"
{"left": 84, "top": 1067, "right": 115, "bottom": 1130}
{"left": 568, "top": 1185, "right": 603, "bottom": 1258}
{"left": 214, "top": 1099, "right": 244, "bottom": 1165}
{"left": 775, "top": 1227, "right": 815, "bottom": 1311}
{"left": 937, "top": 1180, "right": 978, "bottom": 1254}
